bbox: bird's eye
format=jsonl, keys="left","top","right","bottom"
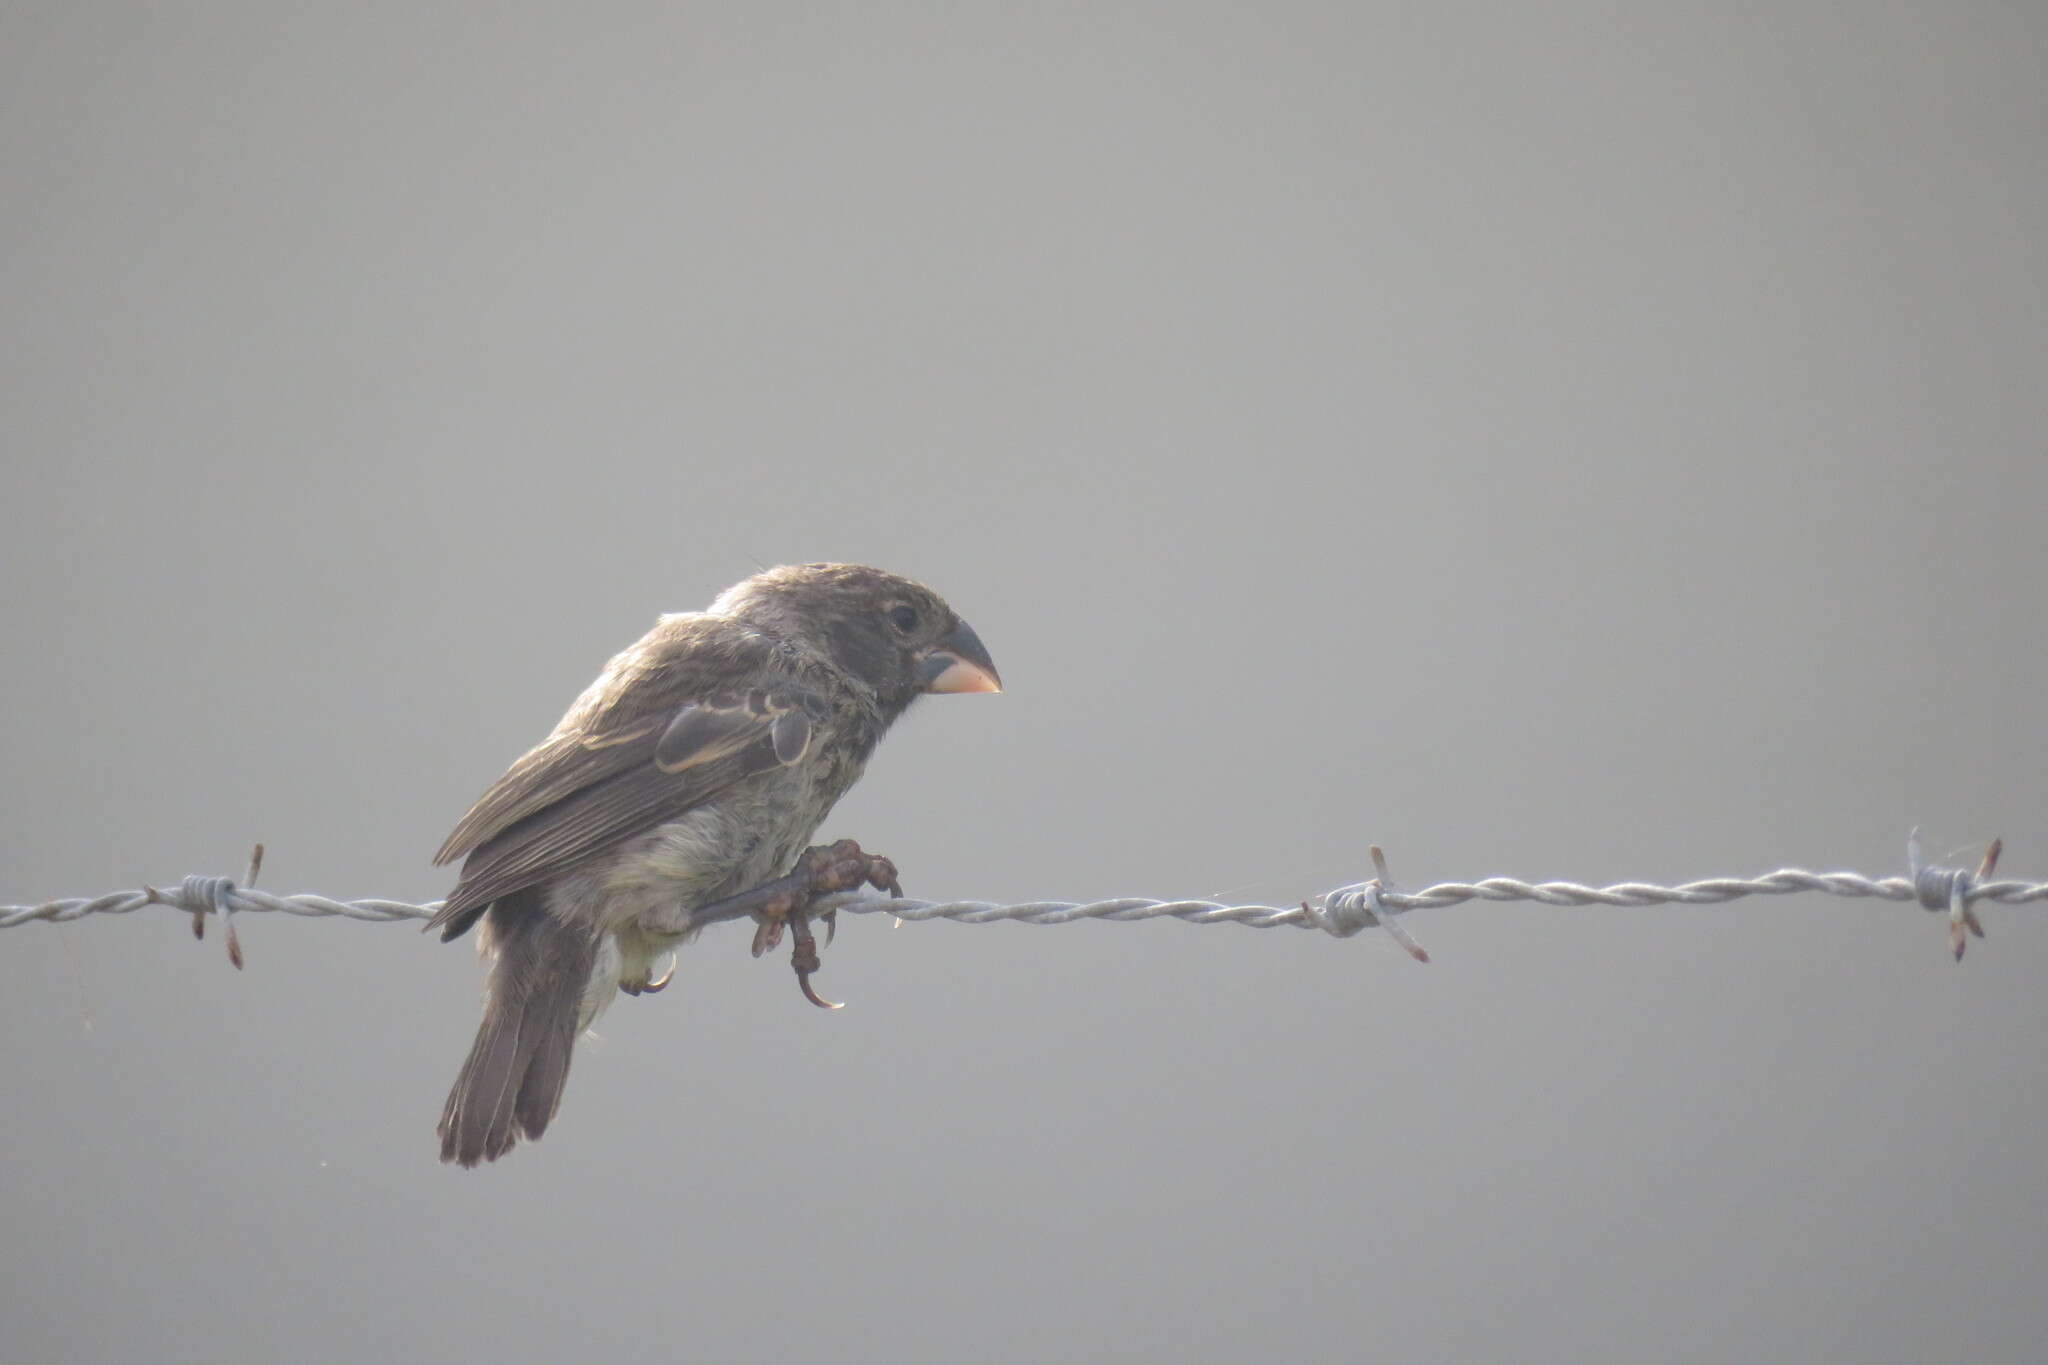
{"left": 886, "top": 604, "right": 919, "bottom": 634}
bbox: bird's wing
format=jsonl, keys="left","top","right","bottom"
{"left": 427, "top": 626, "right": 826, "bottom": 939}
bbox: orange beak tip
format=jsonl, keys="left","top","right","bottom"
{"left": 923, "top": 656, "right": 1003, "bottom": 694}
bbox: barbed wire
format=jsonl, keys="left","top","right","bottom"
{"left": 5, "top": 832, "right": 2040, "bottom": 964}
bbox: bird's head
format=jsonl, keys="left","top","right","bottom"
{"left": 713, "top": 563, "right": 1001, "bottom": 714}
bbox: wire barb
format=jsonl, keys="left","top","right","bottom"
{"left": 1907, "top": 828, "right": 1998, "bottom": 961}
{"left": 1299, "top": 845, "right": 1431, "bottom": 962}
{"left": 7, "top": 833, "right": 2043, "bottom": 963}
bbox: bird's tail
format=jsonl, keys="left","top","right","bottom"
{"left": 438, "top": 890, "right": 597, "bottom": 1167}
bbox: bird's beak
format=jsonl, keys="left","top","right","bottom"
{"left": 917, "top": 619, "right": 1002, "bottom": 694}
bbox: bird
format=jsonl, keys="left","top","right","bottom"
{"left": 427, "top": 563, "right": 1001, "bottom": 1167}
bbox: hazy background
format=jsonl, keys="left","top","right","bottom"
{"left": 4, "top": 4, "right": 2043, "bottom": 1362}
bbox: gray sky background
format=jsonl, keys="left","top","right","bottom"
{"left": 4, "top": 5, "right": 2044, "bottom": 1363}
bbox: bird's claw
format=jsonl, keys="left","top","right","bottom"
{"left": 617, "top": 954, "right": 677, "bottom": 996}
{"left": 756, "top": 838, "right": 903, "bottom": 1006}
{"left": 787, "top": 906, "right": 842, "bottom": 1010}
{"left": 698, "top": 839, "right": 903, "bottom": 1001}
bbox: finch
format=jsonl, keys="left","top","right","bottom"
{"left": 429, "top": 563, "right": 1000, "bottom": 1166}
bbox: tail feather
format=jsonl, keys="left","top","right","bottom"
{"left": 439, "top": 891, "right": 596, "bottom": 1167}
{"left": 515, "top": 1004, "right": 578, "bottom": 1141}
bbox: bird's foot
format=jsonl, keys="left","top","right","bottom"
{"left": 619, "top": 954, "right": 678, "bottom": 996}
{"left": 706, "top": 839, "right": 900, "bottom": 1007}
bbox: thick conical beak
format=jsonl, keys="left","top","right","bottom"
{"left": 917, "top": 619, "right": 1002, "bottom": 694}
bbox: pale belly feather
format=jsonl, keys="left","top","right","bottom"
{"left": 544, "top": 762, "right": 852, "bottom": 1029}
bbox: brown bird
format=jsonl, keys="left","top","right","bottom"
{"left": 428, "top": 563, "right": 1000, "bottom": 1166}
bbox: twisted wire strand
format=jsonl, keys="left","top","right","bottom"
{"left": 8, "top": 849, "right": 2044, "bottom": 964}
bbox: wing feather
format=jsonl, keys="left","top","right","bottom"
{"left": 427, "top": 619, "right": 827, "bottom": 939}
{"left": 433, "top": 729, "right": 653, "bottom": 866}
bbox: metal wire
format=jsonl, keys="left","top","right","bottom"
{"left": 6, "top": 833, "right": 2041, "bottom": 962}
